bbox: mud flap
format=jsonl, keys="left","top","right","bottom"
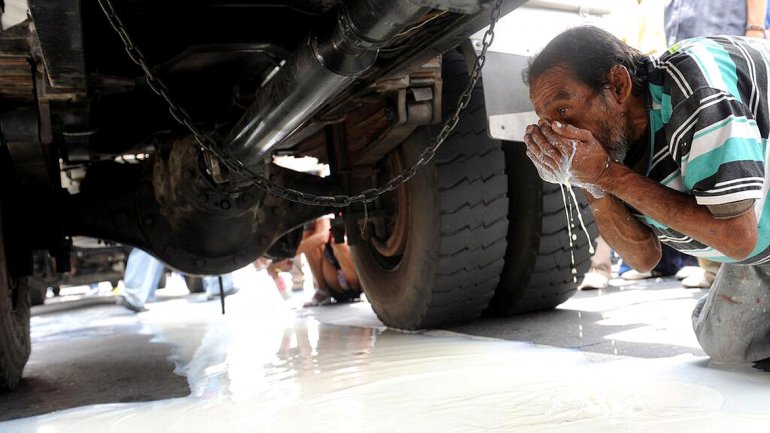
{"left": 469, "top": 0, "right": 617, "bottom": 141}
{"left": 477, "top": 50, "right": 537, "bottom": 142}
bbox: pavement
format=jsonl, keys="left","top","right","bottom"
{"left": 451, "top": 275, "right": 708, "bottom": 358}
{"left": 0, "top": 268, "right": 768, "bottom": 432}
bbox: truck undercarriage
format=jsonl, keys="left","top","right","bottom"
{"left": 0, "top": 0, "right": 595, "bottom": 389}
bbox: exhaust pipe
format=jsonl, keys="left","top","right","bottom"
{"left": 223, "top": 0, "right": 429, "bottom": 170}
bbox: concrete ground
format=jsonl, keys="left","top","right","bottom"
{"left": 451, "top": 276, "right": 708, "bottom": 358}
{"left": 0, "top": 268, "right": 767, "bottom": 432}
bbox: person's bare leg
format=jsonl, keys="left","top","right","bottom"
{"left": 698, "top": 257, "right": 721, "bottom": 284}
{"left": 301, "top": 244, "right": 329, "bottom": 301}
{"left": 298, "top": 223, "right": 334, "bottom": 306}
{"left": 320, "top": 259, "right": 344, "bottom": 293}
{"left": 578, "top": 236, "right": 613, "bottom": 290}
{"left": 289, "top": 257, "right": 305, "bottom": 291}
{"left": 590, "top": 236, "right": 613, "bottom": 279}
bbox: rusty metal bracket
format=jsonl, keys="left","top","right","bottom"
{"left": 353, "top": 95, "right": 433, "bottom": 165}
{"left": 352, "top": 56, "right": 440, "bottom": 165}
{"left": 202, "top": 150, "right": 229, "bottom": 184}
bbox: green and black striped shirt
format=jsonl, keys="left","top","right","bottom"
{"left": 634, "top": 36, "right": 770, "bottom": 265}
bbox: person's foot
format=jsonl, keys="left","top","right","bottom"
{"left": 303, "top": 288, "right": 332, "bottom": 307}
{"left": 206, "top": 286, "right": 240, "bottom": 301}
{"left": 682, "top": 273, "right": 712, "bottom": 289}
{"left": 620, "top": 269, "right": 660, "bottom": 280}
{"left": 577, "top": 271, "right": 609, "bottom": 290}
{"left": 117, "top": 296, "right": 146, "bottom": 313}
{"left": 674, "top": 266, "right": 701, "bottom": 280}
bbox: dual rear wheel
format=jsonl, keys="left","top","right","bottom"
{"left": 351, "top": 52, "right": 594, "bottom": 330}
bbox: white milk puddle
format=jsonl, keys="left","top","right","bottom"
{"left": 3, "top": 269, "right": 770, "bottom": 433}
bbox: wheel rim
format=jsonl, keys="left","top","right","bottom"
{"left": 368, "top": 150, "right": 409, "bottom": 267}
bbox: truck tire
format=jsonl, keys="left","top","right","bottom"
{"left": 0, "top": 202, "right": 31, "bottom": 390}
{"left": 29, "top": 286, "right": 46, "bottom": 306}
{"left": 350, "top": 52, "right": 509, "bottom": 329}
{"left": 486, "top": 144, "right": 596, "bottom": 315}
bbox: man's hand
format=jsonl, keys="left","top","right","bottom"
{"left": 523, "top": 120, "right": 612, "bottom": 190}
{"left": 524, "top": 120, "right": 664, "bottom": 271}
{"left": 523, "top": 122, "right": 572, "bottom": 184}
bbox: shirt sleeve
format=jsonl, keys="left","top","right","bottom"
{"left": 707, "top": 199, "right": 755, "bottom": 219}
{"left": 667, "top": 87, "right": 765, "bottom": 208}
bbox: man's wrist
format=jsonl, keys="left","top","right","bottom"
{"left": 582, "top": 188, "right": 603, "bottom": 203}
{"left": 594, "top": 160, "right": 630, "bottom": 193}
{"left": 583, "top": 189, "right": 614, "bottom": 210}
{"left": 746, "top": 24, "right": 767, "bottom": 38}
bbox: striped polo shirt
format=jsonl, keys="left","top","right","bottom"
{"left": 636, "top": 36, "right": 770, "bottom": 265}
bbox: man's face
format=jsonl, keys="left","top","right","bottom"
{"left": 529, "top": 65, "right": 629, "bottom": 162}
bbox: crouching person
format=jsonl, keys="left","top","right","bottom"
{"left": 522, "top": 26, "right": 770, "bottom": 366}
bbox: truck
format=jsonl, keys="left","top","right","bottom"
{"left": 0, "top": 0, "right": 610, "bottom": 389}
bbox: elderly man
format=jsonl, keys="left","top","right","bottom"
{"left": 523, "top": 25, "right": 770, "bottom": 366}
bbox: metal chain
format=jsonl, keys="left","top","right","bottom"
{"left": 96, "top": 0, "right": 503, "bottom": 208}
